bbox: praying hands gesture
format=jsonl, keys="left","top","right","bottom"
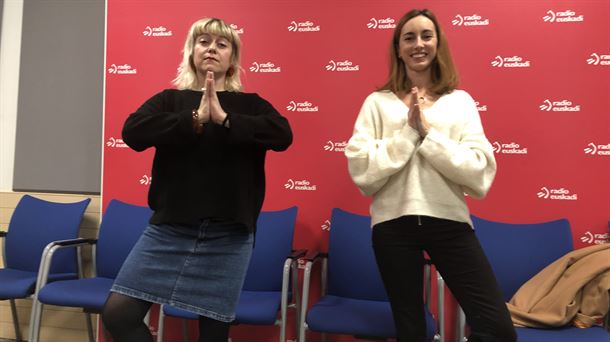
{"left": 407, "top": 87, "right": 430, "bottom": 137}
{"left": 194, "top": 71, "right": 229, "bottom": 127}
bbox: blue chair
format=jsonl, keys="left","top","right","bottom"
{"left": 157, "top": 206, "right": 301, "bottom": 342}
{"left": 298, "top": 208, "right": 444, "bottom": 341}
{"left": 28, "top": 199, "right": 152, "bottom": 342}
{"left": 456, "top": 216, "right": 610, "bottom": 341}
{"left": 0, "top": 194, "right": 90, "bottom": 342}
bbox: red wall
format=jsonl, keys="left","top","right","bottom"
{"left": 103, "top": 1, "right": 610, "bottom": 341}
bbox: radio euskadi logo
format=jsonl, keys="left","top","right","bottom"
{"left": 492, "top": 141, "right": 528, "bottom": 154}
{"left": 543, "top": 10, "right": 584, "bottom": 23}
{"left": 536, "top": 187, "right": 577, "bottom": 201}
{"left": 325, "top": 60, "right": 359, "bottom": 72}
{"left": 451, "top": 14, "right": 490, "bottom": 26}
{"left": 229, "top": 24, "right": 244, "bottom": 34}
{"left": 539, "top": 99, "right": 581, "bottom": 112}
{"left": 107, "top": 64, "right": 137, "bottom": 75}
{"left": 321, "top": 219, "right": 331, "bottom": 231}
{"left": 284, "top": 178, "right": 317, "bottom": 191}
{"left": 323, "top": 140, "right": 347, "bottom": 153}
{"left": 586, "top": 53, "right": 610, "bottom": 66}
{"left": 106, "top": 137, "right": 128, "bottom": 148}
{"left": 139, "top": 174, "right": 152, "bottom": 186}
{"left": 474, "top": 101, "right": 488, "bottom": 112}
{"left": 584, "top": 142, "right": 610, "bottom": 156}
{"left": 287, "top": 20, "right": 320, "bottom": 32}
{"left": 580, "top": 231, "right": 609, "bottom": 245}
{"left": 249, "top": 61, "right": 281, "bottom": 73}
{"left": 491, "top": 56, "right": 531, "bottom": 68}
{"left": 286, "top": 100, "right": 319, "bottom": 112}
{"left": 142, "top": 26, "right": 173, "bottom": 37}
{"left": 366, "top": 17, "right": 396, "bottom": 29}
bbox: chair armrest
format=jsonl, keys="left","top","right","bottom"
{"left": 35, "top": 238, "right": 99, "bottom": 293}
{"left": 302, "top": 249, "right": 327, "bottom": 263}
{"left": 0, "top": 231, "right": 6, "bottom": 238}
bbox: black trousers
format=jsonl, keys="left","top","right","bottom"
{"left": 372, "top": 215, "right": 516, "bottom": 342}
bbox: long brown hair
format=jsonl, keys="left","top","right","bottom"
{"left": 379, "top": 9, "right": 459, "bottom": 95}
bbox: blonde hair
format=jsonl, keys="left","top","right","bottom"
{"left": 173, "top": 18, "right": 242, "bottom": 91}
{"left": 379, "top": 9, "right": 459, "bottom": 96}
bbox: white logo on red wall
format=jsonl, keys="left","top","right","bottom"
{"left": 229, "top": 24, "right": 244, "bottom": 34}
{"left": 108, "top": 64, "right": 137, "bottom": 75}
{"left": 284, "top": 179, "right": 317, "bottom": 191}
{"left": 539, "top": 99, "right": 581, "bottom": 112}
{"left": 249, "top": 62, "right": 281, "bottom": 73}
{"left": 586, "top": 53, "right": 610, "bottom": 66}
{"left": 491, "top": 56, "right": 531, "bottom": 68}
{"left": 287, "top": 20, "right": 320, "bottom": 32}
{"left": 142, "top": 26, "right": 173, "bottom": 37}
{"left": 321, "top": 219, "right": 331, "bottom": 231}
{"left": 366, "top": 17, "right": 396, "bottom": 29}
{"left": 492, "top": 141, "right": 528, "bottom": 154}
{"left": 451, "top": 14, "right": 490, "bottom": 26}
{"left": 323, "top": 140, "right": 347, "bottom": 152}
{"left": 536, "top": 187, "right": 578, "bottom": 201}
{"left": 584, "top": 143, "right": 610, "bottom": 156}
{"left": 106, "top": 137, "right": 129, "bottom": 148}
{"left": 543, "top": 10, "right": 584, "bottom": 23}
{"left": 325, "top": 60, "right": 360, "bottom": 72}
{"left": 139, "top": 175, "right": 152, "bottom": 186}
{"left": 474, "top": 101, "right": 488, "bottom": 112}
{"left": 580, "top": 231, "right": 609, "bottom": 244}
{"left": 286, "top": 100, "right": 319, "bottom": 112}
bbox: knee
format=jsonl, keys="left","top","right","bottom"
{"left": 101, "top": 299, "right": 134, "bottom": 333}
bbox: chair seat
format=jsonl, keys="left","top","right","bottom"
{"left": 516, "top": 325, "right": 610, "bottom": 341}
{"left": 0, "top": 268, "right": 76, "bottom": 299}
{"left": 37, "top": 277, "right": 114, "bottom": 311}
{"left": 164, "top": 290, "right": 286, "bottom": 325}
{"left": 306, "top": 295, "right": 436, "bottom": 340}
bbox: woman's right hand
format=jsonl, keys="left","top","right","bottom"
{"left": 195, "top": 74, "right": 212, "bottom": 125}
{"left": 407, "top": 87, "right": 420, "bottom": 131}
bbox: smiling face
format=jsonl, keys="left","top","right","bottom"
{"left": 192, "top": 33, "right": 233, "bottom": 79}
{"left": 398, "top": 15, "right": 438, "bottom": 73}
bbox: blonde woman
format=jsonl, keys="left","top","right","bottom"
{"left": 102, "top": 18, "right": 292, "bottom": 342}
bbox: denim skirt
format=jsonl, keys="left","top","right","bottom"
{"left": 111, "top": 220, "right": 253, "bottom": 322}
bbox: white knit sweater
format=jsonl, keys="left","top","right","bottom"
{"left": 345, "top": 89, "right": 496, "bottom": 227}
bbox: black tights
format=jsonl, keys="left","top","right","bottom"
{"left": 102, "top": 293, "right": 230, "bottom": 342}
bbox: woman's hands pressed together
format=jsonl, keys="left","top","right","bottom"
{"left": 407, "top": 87, "right": 430, "bottom": 137}
{"left": 195, "top": 71, "right": 229, "bottom": 127}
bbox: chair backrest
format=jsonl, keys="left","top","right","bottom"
{"left": 471, "top": 215, "right": 573, "bottom": 301}
{"left": 95, "top": 199, "right": 152, "bottom": 278}
{"left": 5, "top": 194, "right": 90, "bottom": 274}
{"left": 242, "top": 207, "right": 298, "bottom": 291}
{"left": 327, "top": 208, "right": 388, "bottom": 301}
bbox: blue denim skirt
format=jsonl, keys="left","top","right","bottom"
{"left": 111, "top": 220, "right": 253, "bottom": 322}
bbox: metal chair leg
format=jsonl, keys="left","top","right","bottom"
{"left": 85, "top": 313, "right": 95, "bottom": 342}
{"left": 9, "top": 299, "right": 23, "bottom": 342}
{"left": 157, "top": 306, "right": 165, "bottom": 342}
{"left": 28, "top": 300, "right": 44, "bottom": 342}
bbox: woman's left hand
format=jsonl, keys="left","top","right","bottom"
{"left": 408, "top": 87, "right": 430, "bottom": 137}
{"left": 205, "top": 71, "right": 229, "bottom": 125}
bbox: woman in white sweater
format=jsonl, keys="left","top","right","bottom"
{"left": 345, "top": 9, "right": 516, "bottom": 342}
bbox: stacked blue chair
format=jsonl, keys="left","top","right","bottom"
{"left": 157, "top": 206, "right": 302, "bottom": 342}
{"left": 299, "top": 208, "right": 444, "bottom": 341}
{"left": 456, "top": 216, "right": 610, "bottom": 341}
{"left": 0, "top": 194, "right": 90, "bottom": 342}
{"left": 28, "top": 199, "right": 152, "bottom": 342}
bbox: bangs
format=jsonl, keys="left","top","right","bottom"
{"left": 192, "top": 19, "right": 235, "bottom": 42}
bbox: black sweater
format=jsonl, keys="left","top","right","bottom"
{"left": 122, "top": 89, "right": 292, "bottom": 232}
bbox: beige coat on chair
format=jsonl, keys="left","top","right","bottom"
{"left": 507, "top": 243, "right": 610, "bottom": 328}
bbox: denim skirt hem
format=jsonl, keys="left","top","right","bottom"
{"left": 111, "top": 222, "right": 253, "bottom": 323}
{"left": 111, "top": 284, "right": 233, "bottom": 322}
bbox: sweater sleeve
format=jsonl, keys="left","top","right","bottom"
{"left": 225, "top": 94, "right": 293, "bottom": 151}
{"left": 345, "top": 93, "right": 422, "bottom": 196}
{"left": 122, "top": 90, "right": 197, "bottom": 152}
{"left": 418, "top": 92, "right": 497, "bottom": 199}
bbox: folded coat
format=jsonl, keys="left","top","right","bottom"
{"left": 507, "top": 243, "right": 610, "bottom": 328}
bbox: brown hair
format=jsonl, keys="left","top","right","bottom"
{"left": 379, "top": 9, "right": 459, "bottom": 95}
